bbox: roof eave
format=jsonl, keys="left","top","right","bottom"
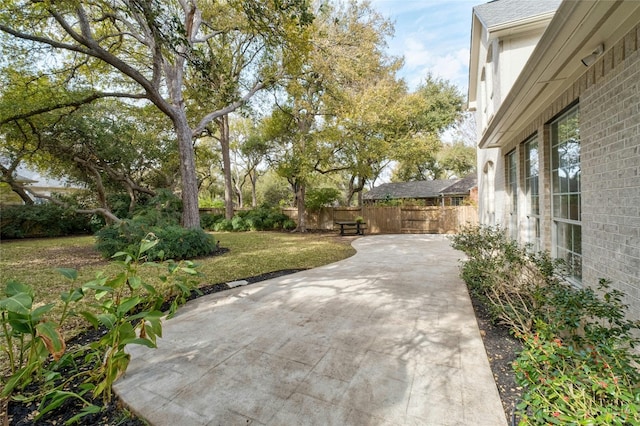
{"left": 479, "top": 0, "right": 640, "bottom": 150}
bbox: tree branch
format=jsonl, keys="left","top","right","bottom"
{"left": 0, "top": 92, "right": 147, "bottom": 125}
{"left": 192, "top": 80, "right": 265, "bottom": 136}
{"left": 21, "top": 187, "right": 122, "bottom": 223}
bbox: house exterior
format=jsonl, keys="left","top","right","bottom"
{"left": 469, "top": 0, "right": 640, "bottom": 320}
{"left": 363, "top": 176, "right": 478, "bottom": 206}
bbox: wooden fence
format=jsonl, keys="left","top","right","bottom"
{"left": 200, "top": 205, "right": 477, "bottom": 234}
{"left": 282, "top": 205, "right": 477, "bottom": 234}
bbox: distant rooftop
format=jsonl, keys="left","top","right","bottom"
{"left": 473, "top": 0, "right": 562, "bottom": 29}
{"left": 364, "top": 177, "right": 477, "bottom": 201}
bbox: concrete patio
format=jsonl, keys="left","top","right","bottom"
{"left": 114, "top": 234, "right": 508, "bottom": 425}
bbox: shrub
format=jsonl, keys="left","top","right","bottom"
{"left": 129, "top": 189, "right": 182, "bottom": 228}
{"left": 213, "top": 219, "right": 233, "bottom": 232}
{"left": 202, "top": 206, "right": 295, "bottom": 232}
{"left": 200, "top": 213, "right": 224, "bottom": 230}
{"left": 451, "top": 225, "right": 558, "bottom": 335}
{"left": 282, "top": 218, "right": 296, "bottom": 230}
{"left": 514, "top": 280, "right": 640, "bottom": 425}
{"left": 0, "top": 203, "right": 92, "bottom": 239}
{"left": 95, "top": 221, "right": 217, "bottom": 261}
{"left": 231, "top": 215, "right": 248, "bottom": 231}
{"left": 451, "top": 225, "right": 640, "bottom": 425}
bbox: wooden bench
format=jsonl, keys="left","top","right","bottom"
{"left": 335, "top": 221, "right": 366, "bottom": 236}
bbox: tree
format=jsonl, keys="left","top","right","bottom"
{"left": 0, "top": 0, "right": 313, "bottom": 228}
{"left": 438, "top": 142, "right": 477, "bottom": 178}
{"left": 391, "top": 75, "right": 465, "bottom": 181}
{"left": 1, "top": 93, "right": 175, "bottom": 221}
{"left": 229, "top": 117, "right": 270, "bottom": 208}
{"left": 263, "top": 0, "right": 399, "bottom": 227}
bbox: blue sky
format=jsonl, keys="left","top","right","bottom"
{"left": 370, "top": 0, "right": 479, "bottom": 95}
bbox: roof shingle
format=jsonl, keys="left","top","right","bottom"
{"left": 364, "top": 177, "right": 477, "bottom": 200}
{"left": 473, "top": 0, "right": 561, "bottom": 29}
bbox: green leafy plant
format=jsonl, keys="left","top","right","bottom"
{"left": 451, "top": 225, "right": 640, "bottom": 425}
{"left": 514, "top": 281, "right": 640, "bottom": 424}
{"left": 451, "top": 225, "right": 559, "bottom": 335}
{"left": 80, "top": 236, "right": 200, "bottom": 402}
{"left": 95, "top": 221, "right": 217, "bottom": 260}
{"left": 1, "top": 272, "right": 82, "bottom": 397}
{"left": 0, "top": 203, "right": 92, "bottom": 239}
{"left": 2, "top": 235, "right": 203, "bottom": 423}
{"left": 204, "top": 207, "right": 296, "bottom": 232}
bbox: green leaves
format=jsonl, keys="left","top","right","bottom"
{"left": 0, "top": 291, "right": 32, "bottom": 315}
{"left": 454, "top": 225, "right": 640, "bottom": 425}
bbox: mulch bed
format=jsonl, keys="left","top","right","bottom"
{"left": 4, "top": 270, "right": 523, "bottom": 425}
{"left": 469, "top": 293, "right": 524, "bottom": 424}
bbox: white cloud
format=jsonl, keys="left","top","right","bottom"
{"left": 368, "top": 0, "right": 478, "bottom": 93}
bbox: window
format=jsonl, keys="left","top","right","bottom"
{"left": 506, "top": 150, "right": 518, "bottom": 240}
{"left": 551, "top": 105, "right": 581, "bottom": 280}
{"left": 450, "top": 197, "right": 464, "bottom": 206}
{"left": 524, "top": 136, "right": 540, "bottom": 250}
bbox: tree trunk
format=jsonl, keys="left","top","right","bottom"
{"left": 218, "top": 115, "right": 235, "bottom": 220}
{"left": 174, "top": 114, "right": 201, "bottom": 228}
{"left": 296, "top": 183, "right": 306, "bottom": 232}
{"left": 250, "top": 170, "right": 258, "bottom": 208}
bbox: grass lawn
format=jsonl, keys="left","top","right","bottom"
{"left": 0, "top": 231, "right": 356, "bottom": 348}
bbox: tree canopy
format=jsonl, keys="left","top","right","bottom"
{"left": 1, "top": 0, "right": 313, "bottom": 227}
{"left": 1, "top": 0, "right": 473, "bottom": 231}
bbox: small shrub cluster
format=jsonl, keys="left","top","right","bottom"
{"left": 200, "top": 206, "right": 296, "bottom": 232}
{"left": 0, "top": 203, "right": 93, "bottom": 239}
{"left": 95, "top": 222, "right": 217, "bottom": 261}
{"left": 1, "top": 238, "right": 201, "bottom": 422}
{"left": 451, "top": 225, "right": 640, "bottom": 425}
{"left": 95, "top": 191, "right": 217, "bottom": 260}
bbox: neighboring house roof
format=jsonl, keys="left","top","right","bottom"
{"left": 364, "top": 178, "right": 478, "bottom": 200}
{"left": 473, "top": 0, "right": 562, "bottom": 30}
{"left": 440, "top": 176, "right": 478, "bottom": 195}
{"left": 13, "top": 173, "right": 38, "bottom": 184}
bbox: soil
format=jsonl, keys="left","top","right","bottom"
{"left": 3, "top": 247, "right": 523, "bottom": 426}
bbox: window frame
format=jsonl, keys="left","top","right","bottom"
{"left": 524, "top": 135, "right": 540, "bottom": 251}
{"left": 550, "top": 105, "right": 581, "bottom": 281}
{"left": 505, "top": 149, "right": 518, "bottom": 241}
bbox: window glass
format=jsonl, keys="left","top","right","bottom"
{"left": 551, "top": 106, "right": 581, "bottom": 280}
{"left": 524, "top": 137, "right": 540, "bottom": 250}
{"left": 506, "top": 150, "right": 518, "bottom": 240}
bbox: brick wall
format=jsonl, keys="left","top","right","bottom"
{"left": 486, "top": 24, "right": 640, "bottom": 320}
{"left": 581, "top": 48, "right": 640, "bottom": 321}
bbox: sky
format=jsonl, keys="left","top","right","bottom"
{"left": 369, "top": 0, "right": 480, "bottom": 95}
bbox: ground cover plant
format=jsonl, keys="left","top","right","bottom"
{"left": 451, "top": 225, "right": 640, "bottom": 425}
{"left": 1, "top": 231, "right": 356, "bottom": 424}
{"left": 200, "top": 206, "right": 296, "bottom": 232}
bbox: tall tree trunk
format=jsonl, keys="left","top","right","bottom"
{"left": 296, "top": 183, "right": 306, "bottom": 232}
{"left": 250, "top": 170, "right": 258, "bottom": 208}
{"left": 234, "top": 179, "right": 244, "bottom": 208}
{"left": 174, "top": 113, "right": 201, "bottom": 228}
{"left": 218, "top": 115, "right": 235, "bottom": 220}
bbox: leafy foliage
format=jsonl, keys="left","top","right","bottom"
{"left": 201, "top": 206, "right": 296, "bottom": 232}
{"left": 305, "top": 187, "right": 341, "bottom": 211}
{"left": 95, "top": 222, "right": 217, "bottom": 261}
{"left": 1, "top": 238, "right": 202, "bottom": 421}
{"left": 0, "top": 203, "right": 93, "bottom": 239}
{"left": 451, "top": 225, "right": 640, "bottom": 424}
